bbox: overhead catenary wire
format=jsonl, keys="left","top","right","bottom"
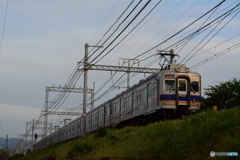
{"left": 31, "top": 0, "right": 240, "bottom": 138}
{"left": 130, "top": 0, "right": 227, "bottom": 61}
{"left": 183, "top": 7, "right": 240, "bottom": 65}
{"left": 54, "top": 0, "right": 234, "bottom": 117}
{"left": 88, "top": 0, "right": 121, "bottom": 46}
{"left": 74, "top": 0, "right": 234, "bottom": 110}
{"left": 88, "top": 0, "right": 143, "bottom": 61}
{"left": 89, "top": 0, "right": 151, "bottom": 65}
{"left": 114, "top": 0, "right": 196, "bottom": 60}
{"left": 0, "top": 0, "right": 9, "bottom": 53}
{"left": 92, "top": 0, "right": 162, "bottom": 65}
{"left": 94, "top": 0, "right": 164, "bottom": 65}
{"left": 54, "top": 0, "right": 122, "bottom": 85}
{"left": 85, "top": 0, "right": 164, "bottom": 93}
{"left": 171, "top": 1, "right": 229, "bottom": 67}
{"left": 190, "top": 42, "right": 240, "bottom": 69}
{"left": 162, "top": 0, "right": 239, "bottom": 53}
{"left": 142, "top": 1, "right": 240, "bottom": 63}
{"left": 75, "top": 0, "right": 202, "bottom": 108}
{"left": 90, "top": 0, "right": 240, "bottom": 107}
{"left": 188, "top": 33, "right": 240, "bottom": 60}
{"left": 32, "top": 0, "right": 147, "bottom": 130}
{"left": 89, "top": 0, "right": 134, "bottom": 55}
{"left": 154, "top": 7, "right": 240, "bottom": 94}
{"left": 90, "top": 0, "right": 136, "bottom": 57}
{"left": 68, "top": 0, "right": 157, "bottom": 109}
{"left": 38, "top": 0, "right": 132, "bottom": 127}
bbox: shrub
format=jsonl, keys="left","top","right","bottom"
{"left": 65, "top": 143, "right": 93, "bottom": 159}
{"left": 94, "top": 126, "right": 107, "bottom": 139}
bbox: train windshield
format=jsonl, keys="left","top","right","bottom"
{"left": 165, "top": 80, "right": 175, "bottom": 91}
{"left": 191, "top": 81, "right": 199, "bottom": 92}
{"left": 178, "top": 80, "right": 186, "bottom": 91}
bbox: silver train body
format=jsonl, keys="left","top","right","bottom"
{"left": 34, "top": 64, "right": 201, "bottom": 150}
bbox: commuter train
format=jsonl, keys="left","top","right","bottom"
{"left": 34, "top": 62, "right": 201, "bottom": 150}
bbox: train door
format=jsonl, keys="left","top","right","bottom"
{"left": 176, "top": 77, "right": 190, "bottom": 108}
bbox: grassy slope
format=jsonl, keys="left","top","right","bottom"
{"left": 10, "top": 107, "right": 240, "bottom": 160}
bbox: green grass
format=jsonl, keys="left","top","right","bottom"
{"left": 11, "top": 107, "right": 240, "bottom": 160}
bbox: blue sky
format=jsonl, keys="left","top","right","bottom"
{"left": 0, "top": 0, "right": 240, "bottom": 138}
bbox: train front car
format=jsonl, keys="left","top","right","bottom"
{"left": 159, "top": 64, "right": 201, "bottom": 118}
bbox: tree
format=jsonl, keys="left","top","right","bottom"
{"left": 202, "top": 78, "right": 240, "bottom": 110}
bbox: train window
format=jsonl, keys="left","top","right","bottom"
{"left": 105, "top": 107, "right": 108, "bottom": 116}
{"left": 137, "top": 90, "right": 141, "bottom": 103}
{"left": 191, "top": 81, "right": 199, "bottom": 92}
{"left": 110, "top": 104, "right": 113, "bottom": 115}
{"left": 137, "top": 89, "right": 144, "bottom": 103}
{"left": 120, "top": 98, "right": 123, "bottom": 110}
{"left": 124, "top": 97, "right": 128, "bottom": 109}
{"left": 165, "top": 80, "right": 175, "bottom": 91}
{"left": 132, "top": 92, "right": 137, "bottom": 107}
{"left": 112, "top": 102, "right": 118, "bottom": 114}
{"left": 101, "top": 110, "right": 104, "bottom": 118}
{"left": 147, "top": 83, "right": 152, "bottom": 97}
{"left": 116, "top": 102, "right": 119, "bottom": 113}
{"left": 143, "top": 88, "right": 146, "bottom": 99}
{"left": 178, "top": 80, "right": 186, "bottom": 91}
{"left": 88, "top": 118, "right": 91, "bottom": 124}
{"left": 153, "top": 82, "right": 157, "bottom": 96}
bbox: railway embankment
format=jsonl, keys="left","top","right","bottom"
{"left": 10, "top": 107, "right": 240, "bottom": 160}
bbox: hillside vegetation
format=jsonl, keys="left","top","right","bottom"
{"left": 10, "top": 107, "right": 240, "bottom": 160}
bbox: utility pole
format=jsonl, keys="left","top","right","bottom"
{"left": 83, "top": 43, "right": 88, "bottom": 136}
{"left": 31, "top": 119, "right": 34, "bottom": 146}
{"left": 5, "top": 134, "right": 8, "bottom": 151}
{"left": 43, "top": 85, "right": 93, "bottom": 137}
{"left": 83, "top": 43, "right": 103, "bottom": 135}
{"left": 6, "top": 134, "right": 8, "bottom": 160}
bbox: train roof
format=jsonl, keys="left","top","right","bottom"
{"left": 87, "top": 73, "right": 158, "bottom": 114}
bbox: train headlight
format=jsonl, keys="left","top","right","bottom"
{"left": 185, "top": 69, "right": 189, "bottom": 73}
{"left": 175, "top": 68, "right": 180, "bottom": 72}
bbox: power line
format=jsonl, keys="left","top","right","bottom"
{"left": 93, "top": 0, "right": 161, "bottom": 65}
{"left": 190, "top": 42, "right": 240, "bottom": 69}
{"left": 89, "top": 0, "right": 134, "bottom": 55}
{"left": 188, "top": 33, "right": 240, "bottom": 60}
{"left": 88, "top": 0, "right": 121, "bottom": 45}
{"left": 0, "top": 0, "right": 9, "bottom": 53}
{"left": 183, "top": 7, "right": 240, "bottom": 65}
{"left": 89, "top": 0, "right": 144, "bottom": 64}
{"left": 49, "top": 1, "right": 144, "bottom": 112}
{"left": 131, "top": 0, "right": 227, "bottom": 62}
{"left": 79, "top": 0, "right": 235, "bottom": 111}
{"left": 31, "top": 1, "right": 240, "bottom": 136}
{"left": 54, "top": 1, "right": 122, "bottom": 85}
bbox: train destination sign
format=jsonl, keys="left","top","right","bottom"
{"left": 165, "top": 75, "right": 174, "bottom": 79}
